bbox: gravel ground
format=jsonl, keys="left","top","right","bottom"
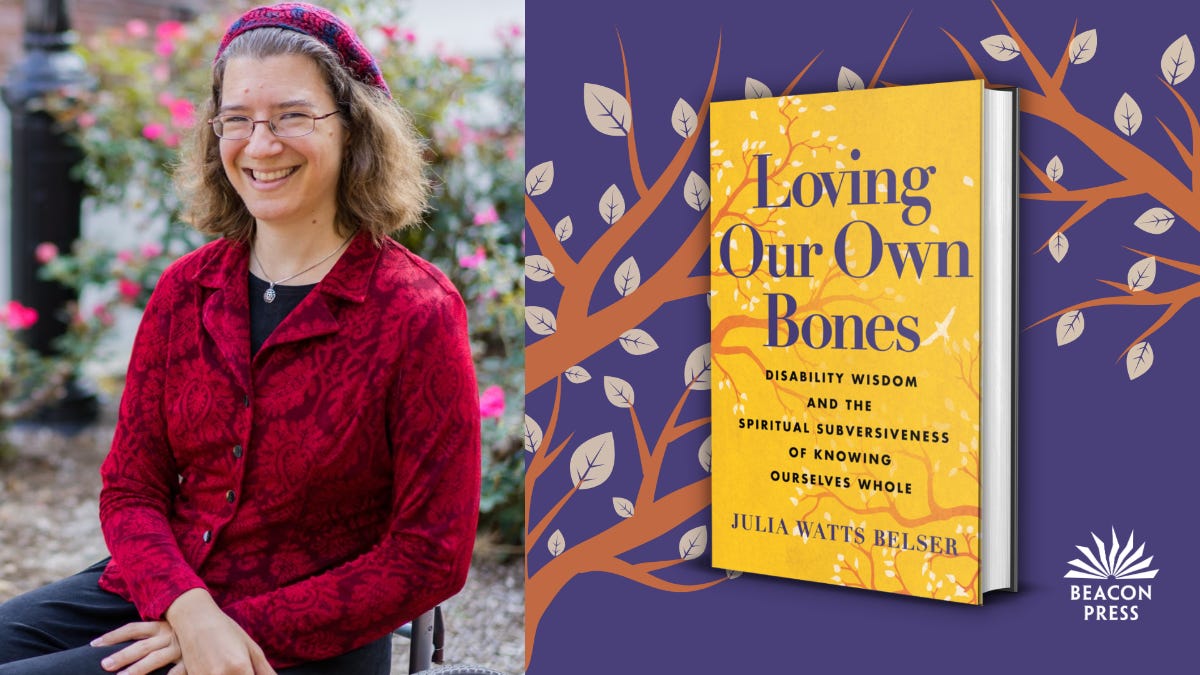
{"left": 0, "top": 410, "right": 524, "bottom": 674}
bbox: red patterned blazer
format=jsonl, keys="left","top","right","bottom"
{"left": 97, "top": 232, "right": 481, "bottom": 667}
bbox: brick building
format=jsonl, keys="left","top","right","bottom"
{"left": 0, "top": 0, "right": 213, "bottom": 75}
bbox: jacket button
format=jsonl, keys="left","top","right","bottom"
{"left": 202, "top": 530, "right": 212, "bottom": 543}
{"left": 226, "top": 490, "right": 236, "bottom": 503}
{"left": 232, "top": 445, "right": 243, "bottom": 459}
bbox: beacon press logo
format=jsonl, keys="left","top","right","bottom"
{"left": 1064, "top": 528, "right": 1158, "bottom": 622}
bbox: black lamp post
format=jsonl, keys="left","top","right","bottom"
{"left": 3, "top": 0, "right": 97, "bottom": 424}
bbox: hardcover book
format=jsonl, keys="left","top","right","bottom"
{"left": 708, "top": 79, "right": 1018, "bottom": 602}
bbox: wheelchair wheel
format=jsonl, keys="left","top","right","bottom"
{"left": 419, "top": 665, "right": 509, "bottom": 675}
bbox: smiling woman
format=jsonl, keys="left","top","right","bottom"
{"left": 217, "top": 53, "right": 348, "bottom": 258}
{"left": 0, "top": 4, "right": 481, "bottom": 675}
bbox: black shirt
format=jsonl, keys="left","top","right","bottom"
{"left": 249, "top": 273, "right": 316, "bottom": 356}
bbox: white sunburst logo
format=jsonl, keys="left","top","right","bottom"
{"left": 1064, "top": 528, "right": 1159, "bottom": 580}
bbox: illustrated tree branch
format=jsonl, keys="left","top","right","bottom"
{"left": 616, "top": 29, "right": 650, "bottom": 197}
{"left": 525, "top": 39, "right": 721, "bottom": 396}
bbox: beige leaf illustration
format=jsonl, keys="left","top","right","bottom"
{"left": 672, "top": 98, "right": 698, "bottom": 138}
{"left": 614, "top": 256, "right": 641, "bottom": 296}
{"left": 1126, "top": 341, "right": 1154, "bottom": 380}
{"left": 684, "top": 171, "right": 710, "bottom": 212}
{"left": 684, "top": 343, "right": 712, "bottom": 390}
{"left": 679, "top": 525, "right": 708, "bottom": 560}
{"left": 525, "top": 254, "right": 556, "bottom": 282}
{"left": 1114, "top": 93, "right": 1142, "bottom": 136}
{"left": 548, "top": 529, "right": 566, "bottom": 557}
{"left": 1046, "top": 155, "right": 1064, "bottom": 183}
{"left": 1070, "top": 29, "right": 1098, "bottom": 65}
{"left": 564, "top": 365, "right": 592, "bottom": 384}
{"left": 554, "top": 216, "right": 574, "bottom": 242}
{"left": 603, "top": 376, "right": 635, "bottom": 408}
{"left": 744, "top": 77, "right": 772, "bottom": 99}
{"left": 698, "top": 436, "right": 712, "bottom": 473}
{"left": 1127, "top": 257, "right": 1156, "bottom": 291}
{"left": 525, "top": 161, "right": 554, "bottom": 196}
{"left": 1056, "top": 310, "right": 1085, "bottom": 346}
{"left": 618, "top": 329, "right": 659, "bottom": 355}
{"left": 1049, "top": 232, "right": 1070, "bottom": 262}
{"left": 837, "top": 66, "right": 864, "bottom": 91}
{"left": 600, "top": 184, "right": 626, "bottom": 225}
{"left": 524, "top": 414, "right": 543, "bottom": 454}
{"left": 1162, "top": 35, "right": 1194, "bottom": 85}
{"left": 981, "top": 34, "right": 1021, "bottom": 61}
{"left": 570, "top": 431, "right": 615, "bottom": 489}
{"left": 1134, "top": 207, "right": 1175, "bottom": 234}
{"left": 612, "top": 497, "right": 635, "bottom": 519}
{"left": 524, "top": 306, "right": 557, "bottom": 336}
{"left": 583, "top": 83, "right": 631, "bottom": 136}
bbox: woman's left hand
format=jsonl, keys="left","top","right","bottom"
{"left": 92, "top": 620, "right": 186, "bottom": 675}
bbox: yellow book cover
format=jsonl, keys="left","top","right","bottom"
{"left": 709, "top": 79, "right": 1014, "bottom": 604}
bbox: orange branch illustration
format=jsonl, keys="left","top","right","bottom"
{"left": 525, "top": 31, "right": 731, "bottom": 654}
{"left": 945, "top": 2, "right": 1200, "bottom": 377}
{"left": 525, "top": 37, "right": 721, "bottom": 393}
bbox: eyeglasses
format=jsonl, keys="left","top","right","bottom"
{"left": 208, "top": 111, "right": 341, "bottom": 140}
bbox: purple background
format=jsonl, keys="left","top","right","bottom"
{"left": 526, "top": 0, "right": 1198, "bottom": 671}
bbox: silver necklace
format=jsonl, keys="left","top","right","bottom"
{"left": 251, "top": 236, "right": 351, "bottom": 303}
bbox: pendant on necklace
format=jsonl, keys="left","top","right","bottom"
{"left": 264, "top": 285, "right": 277, "bottom": 303}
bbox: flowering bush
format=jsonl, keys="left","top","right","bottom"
{"left": 37, "top": 1, "right": 526, "bottom": 544}
{"left": 0, "top": 303, "right": 72, "bottom": 458}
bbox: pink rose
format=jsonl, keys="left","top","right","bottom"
{"left": 152, "top": 63, "right": 170, "bottom": 83}
{"left": 168, "top": 98, "right": 195, "bottom": 128}
{"left": 458, "top": 246, "right": 487, "bottom": 269}
{"left": 404, "top": 30, "right": 417, "bottom": 44}
{"left": 142, "top": 123, "right": 166, "bottom": 141}
{"left": 116, "top": 249, "right": 135, "bottom": 263}
{"left": 93, "top": 304, "right": 115, "bottom": 328}
{"left": 473, "top": 206, "right": 499, "bottom": 226}
{"left": 442, "top": 55, "right": 471, "bottom": 73}
{"left": 1, "top": 300, "right": 38, "bottom": 331}
{"left": 125, "top": 19, "right": 149, "bottom": 38}
{"left": 117, "top": 279, "right": 141, "bottom": 302}
{"left": 154, "top": 40, "right": 174, "bottom": 57}
{"left": 77, "top": 112, "right": 97, "bottom": 129}
{"left": 497, "top": 24, "right": 523, "bottom": 40}
{"left": 155, "top": 20, "right": 186, "bottom": 42}
{"left": 35, "top": 242, "right": 58, "bottom": 264}
{"left": 479, "top": 385, "right": 505, "bottom": 419}
{"left": 140, "top": 242, "right": 164, "bottom": 258}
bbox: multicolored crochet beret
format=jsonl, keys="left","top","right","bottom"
{"left": 216, "top": 2, "right": 390, "bottom": 95}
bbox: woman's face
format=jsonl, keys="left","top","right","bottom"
{"left": 218, "top": 54, "right": 346, "bottom": 232}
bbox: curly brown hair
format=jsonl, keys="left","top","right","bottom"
{"left": 175, "top": 27, "right": 430, "bottom": 242}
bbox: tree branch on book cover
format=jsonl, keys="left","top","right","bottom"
{"left": 948, "top": 2, "right": 1197, "bottom": 379}
{"left": 708, "top": 19, "right": 984, "bottom": 601}
{"left": 708, "top": 110, "right": 878, "bottom": 415}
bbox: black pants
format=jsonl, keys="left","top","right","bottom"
{"left": 0, "top": 560, "right": 391, "bottom": 674}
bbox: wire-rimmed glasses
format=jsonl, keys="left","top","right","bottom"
{"left": 209, "top": 111, "right": 341, "bottom": 140}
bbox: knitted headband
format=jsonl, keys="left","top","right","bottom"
{"left": 216, "top": 2, "right": 390, "bottom": 95}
